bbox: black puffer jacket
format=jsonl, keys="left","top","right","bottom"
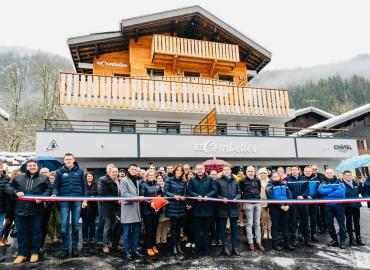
{"left": 81, "top": 181, "right": 99, "bottom": 218}
{"left": 98, "top": 175, "right": 120, "bottom": 217}
{"left": 139, "top": 180, "right": 163, "bottom": 216}
{"left": 6, "top": 171, "right": 51, "bottom": 216}
{"left": 0, "top": 173, "right": 9, "bottom": 213}
{"left": 164, "top": 176, "right": 187, "bottom": 218}
{"left": 216, "top": 175, "right": 241, "bottom": 218}
{"left": 239, "top": 176, "right": 261, "bottom": 199}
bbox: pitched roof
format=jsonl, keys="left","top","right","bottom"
{"left": 294, "top": 107, "right": 335, "bottom": 119}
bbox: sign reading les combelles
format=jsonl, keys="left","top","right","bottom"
{"left": 140, "top": 135, "right": 296, "bottom": 158}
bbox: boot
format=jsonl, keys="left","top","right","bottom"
{"left": 305, "top": 240, "right": 314, "bottom": 247}
{"left": 272, "top": 241, "right": 283, "bottom": 251}
{"left": 30, "top": 254, "right": 39, "bottom": 263}
{"left": 13, "top": 256, "right": 26, "bottom": 264}
{"left": 255, "top": 243, "right": 265, "bottom": 251}
{"left": 221, "top": 247, "right": 230, "bottom": 256}
{"left": 263, "top": 229, "right": 268, "bottom": 240}
{"left": 284, "top": 243, "right": 295, "bottom": 251}
{"left": 231, "top": 248, "right": 240, "bottom": 256}
{"left": 327, "top": 239, "right": 339, "bottom": 246}
{"left": 339, "top": 240, "right": 346, "bottom": 249}
{"left": 311, "top": 234, "right": 319, "bottom": 242}
{"left": 349, "top": 234, "right": 355, "bottom": 246}
{"left": 71, "top": 248, "right": 79, "bottom": 257}
{"left": 356, "top": 235, "right": 365, "bottom": 246}
{"left": 248, "top": 243, "right": 255, "bottom": 251}
{"left": 268, "top": 230, "right": 272, "bottom": 239}
{"left": 290, "top": 237, "right": 297, "bottom": 247}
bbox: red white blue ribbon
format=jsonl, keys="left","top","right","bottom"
{"left": 19, "top": 195, "right": 370, "bottom": 205}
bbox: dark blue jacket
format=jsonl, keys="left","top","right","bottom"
{"left": 216, "top": 175, "right": 241, "bottom": 218}
{"left": 286, "top": 175, "right": 309, "bottom": 199}
{"left": 363, "top": 177, "right": 370, "bottom": 208}
{"left": 164, "top": 176, "right": 187, "bottom": 217}
{"left": 187, "top": 175, "right": 217, "bottom": 217}
{"left": 53, "top": 162, "right": 87, "bottom": 197}
{"left": 343, "top": 179, "right": 362, "bottom": 208}
{"left": 266, "top": 179, "right": 292, "bottom": 207}
{"left": 304, "top": 175, "right": 320, "bottom": 198}
{"left": 318, "top": 177, "right": 345, "bottom": 205}
{"left": 139, "top": 180, "right": 163, "bottom": 216}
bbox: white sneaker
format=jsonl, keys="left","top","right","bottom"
{"left": 185, "top": 243, "right": 191, "bottom": 248}
{"left": 191, "top": 243, "right": 195, "bottom": 248}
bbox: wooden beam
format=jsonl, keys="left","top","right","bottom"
{"left": 209, "top": 59, "right": 217, "bottom": 78}
{"left": 94, "top": 43, "right": 99, "bottom": 59}
{"left": 172, "top": 55, "right": 178, "bottom": 71}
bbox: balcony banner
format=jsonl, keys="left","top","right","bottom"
{"left": 193, "top": 108, "right": 217, "bottom": 135}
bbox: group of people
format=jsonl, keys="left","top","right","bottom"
{"left": 0, "top": 155, "right": 369, "bottom": 265}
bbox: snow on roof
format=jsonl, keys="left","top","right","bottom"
{"left": 0, "top": 107, "right": 10, "bottom": 121}
{"left": 294, "top": 107, "right": 335, "bottom": 119}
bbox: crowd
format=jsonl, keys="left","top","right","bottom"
{"left": 0, "top": 154, "right": 369, "bottom": 265}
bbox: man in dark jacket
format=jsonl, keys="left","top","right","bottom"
{"left": 343, "top": 170, "right": 365, "bottom": 246}
{"left": 187, "top": 164, "right": 217, "bottom": 256}
{"left": 318, "top": 169, "right": 346, "bottom": 249}
{"left": 52, "top": 153, "right": 87, "bottom": 258}
{"left": 286, "top": 166, "right": 313, "bottom": 248}
{"left": 98, "top": 165, "right": 122, "bottom": 254}
{"left": 6, "top": 159, "right": 51, "bottom": 264}
{"left": 0, "top": 160, "right": 8, "bottom": 242}
{"left": 239, "top": 166, "right": 263, "bottom": 251}
{"left": 312, "top": 164, "right": 327, "bottom": 232}
{"left": 303, "top": 166, "right": 320, "bottom": 242}
{"left": 216, "top": 165, "right": 241, "bottom": 256}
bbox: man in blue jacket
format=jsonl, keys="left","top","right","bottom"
{"left": 343, "top": 170, "right": 365, "bottom": 246}
{"left": 286, "top": 166, "right": 313, "bottom": 247}
{"left": 53, "top": 153, "right": 87, "bottom": 258}
{"left": 318, "top": 169, "right": 346, "bottom": 249}
{"left": 187, "top": 164, "right": 217, "bottom": 256}
{"left": 303, "top": 166, "right": 320, "bottom": 242}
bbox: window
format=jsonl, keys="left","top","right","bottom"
{"left": 184, "top": 71, "right": 200, "bottom": 78}
{"left": 113, "top": 73, "right": 130, "bottom": 77}
{"left": 147, "top": 69, "right": 164, "bottom": 76}
{"left": 218, "top": 75, "right": 234, "bottom": 82}
{"left": 249, "top": 125, "right": 269, "bottom": 136}
{"left": 110, "top": 120, "right": 136, "bottom": 133}
{"left": 217, "top": 123, "right": 227, "bottom": 135}
{"left": 157, "top": 121, "right": 180, "bottom": 134}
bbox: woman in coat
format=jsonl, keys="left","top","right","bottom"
{"left": 81, "top": 171, "right": 98, "bottom": 245}
{"left": 163, "top": 165, "right": 187, "bottom": 255}
{"left": 258, "top": 167, "right": 272, "bottom": 240}
{"left": 139, "top": 170, "right": 163, "bottom": 256}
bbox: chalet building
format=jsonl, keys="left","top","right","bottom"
{"left": 35, "top": 6, "right": 358, "bottom": 174}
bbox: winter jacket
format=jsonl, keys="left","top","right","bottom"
{"left": 239, "top": 176, "right": 261, "bottom": 200}
{"left": 343, "top": 179, "right": 362, "bottom": 208}
{"left": 139, "top": 180, "right": 163, "bottom": 216}
{"left": 363, "top": 176, "right": 370, "bottom": 208}
{"left": 318, "top": 177, "right": 345, "bottom": 205}
{"left": 53, "top": 162, "right": 87, "bottom": 197}
{"left": 98, "top": 175, "right": 120, "bottom": 217}
{"left": 286, "top": 175, "right": 309, "bottom": 199}
{"left": 163, "top": 176, "right": 187, "bottom": 218}
{"left": 81, "top": 181, "right": 99, "bottom": 218}
{"left": 187, "top": 175, "right": 217, "bottom": 217}
{"left": 266, "top": 179, "right": 292, "bottom": 207}
{"left": 304, "top": 175, "right": 320, "bottom": 198}
{"left": 216, "top": 175, "right": 241, "bottom": 218}
{"left": 120, "top": 174, "right": 141, "bottom": 224}
{"left": 6, "top": 171, "right": 51, "bottom": 216}
{"left": 0, "top": 173, "right": 9, "bottom": 213}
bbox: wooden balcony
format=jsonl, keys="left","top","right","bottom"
{"left": 59, "top": 72, "right": 290, "bottom": 117}
{"left": 151, "top": 35, "right": 240, "bottom": 67}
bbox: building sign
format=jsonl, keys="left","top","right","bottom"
{"left": 193, "top": 139, "right": 257, "bottom": 155}
{"left": 96, "top": 60, "right": 128, "bottom": 68}
{"left": 296, "top": 138, "right": 358, "bottom": 158}
{"left": 46, "top": 139, "right": 59, "bottom": 151}
{"left": 140, "top": 135, "right": 296, "bottom": 158}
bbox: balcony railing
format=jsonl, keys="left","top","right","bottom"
{"left": 152, "top": 34, "right": 240, "bottom": 62}
{"left": 59, "top": 72, "right": 290, "bottom": 117}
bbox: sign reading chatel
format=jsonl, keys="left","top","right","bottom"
{"left": 46, "top": 139, "right": 59, "bottom": 151}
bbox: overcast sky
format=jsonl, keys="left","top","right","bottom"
{"left": 1, "top": 0, "right": 369, "bottom": 69}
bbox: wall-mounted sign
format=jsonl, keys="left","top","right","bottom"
{"left": 193, "top": 139, "right": 257, "bottom": 155}
{"left": 296, "top": 138, "right": 358, "bottom": 158}
{"left": 333, "top": 144, "right": 353, "bottom": 153}
{"left": 96, "top": 60, "right": 128, "bottom": 68}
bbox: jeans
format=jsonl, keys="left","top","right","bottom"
{"left": 325, "top": 204, "right": 346, "bottom": 242}
{"left": 0, "top": 212, "right": 5, "bottom": 237}
{"left": 288, "top": 204, "right": 310, "bottom": 242}
{"left": 82, "top": 216, "right": 97, "bottom": 241}
{"left": 122, "top": 222, "right": 141, "bottom": 253}
{"left": 60, "top": 202, "right": 81, "bottom": 250}
{"left": 269, "top": 205, "right": 289, "bottom": 243}
{"left": 143, "top": 214, "right": 159, "bottom": 249}
{"left": 309, "top": 204, "right": 318, "bottom": 236}
{"left": 345, "top": 207, "right": 360, "bottom": 238}
{"left": 96, "top": 202, "right": 105, "bottom": 242}
{"left": 193, "top": 217, "right": 211, "bottom": 253}
{"left": 219, "top": 217, "right": 238, "bottom": 248}
{"left": 244, "top": 204, "right": 262, "bottom": 244}
{"left": 15, "top": 215, "right": 43, "bottom": 256}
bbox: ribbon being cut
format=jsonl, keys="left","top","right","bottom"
{"left": 20, "top": 194, "right": 370, "bottom": 205}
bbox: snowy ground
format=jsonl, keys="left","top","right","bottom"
{"left": 1, "top": 208, "right": 370, "bottom": 269}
